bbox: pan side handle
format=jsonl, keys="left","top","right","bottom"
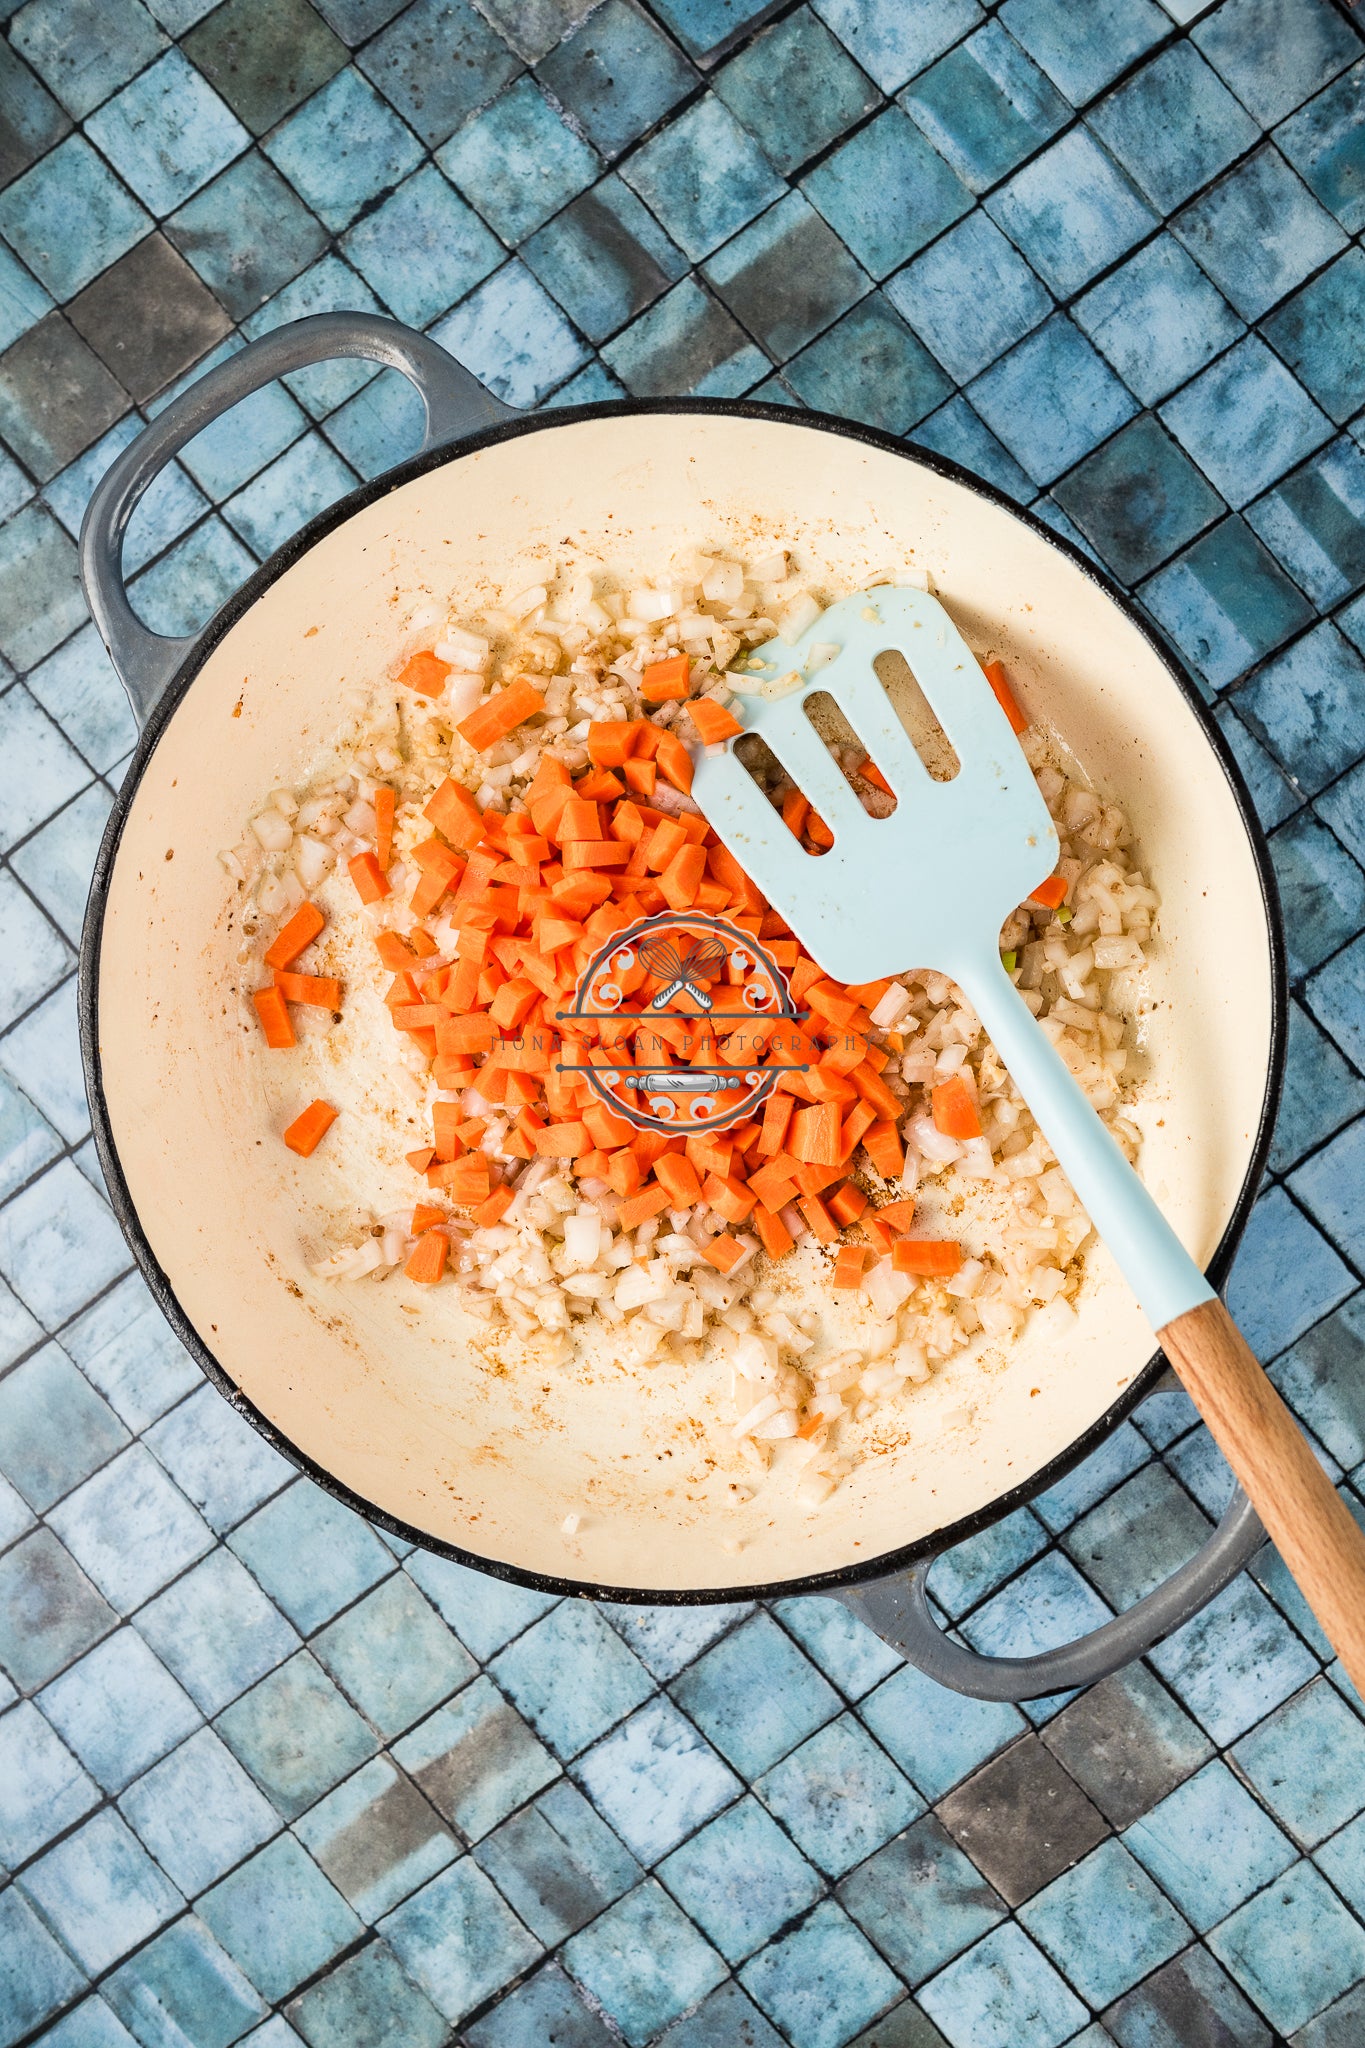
{"left": 835, "top": 1484, "right": 1262, "bottom": 1701}
{"left": 79, "top": 312, "right": 513, "bottom": 730}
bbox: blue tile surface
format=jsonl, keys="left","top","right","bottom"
{"left": 4, "top": 3, "right": 1365, "bottom": 2041}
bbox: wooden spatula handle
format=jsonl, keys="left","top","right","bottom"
{"left": 1160, "top": 1296, "right": 1365, "bottom": 1691}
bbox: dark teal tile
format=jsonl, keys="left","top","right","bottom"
{"left": 166, "top": 152, "right": 329, "bottom": 322}
{"left": 713, "top": 7, "right": 878, "bottom": 175}
{"left": 181, "top": 0, "right": 348, "bottom": 136}
{"left": 647, "top": 0, "right": 776, "bottom": 64}
{"left": 1124, "top": 1758, "right": 1295, "bottom": 1928}
{"left": 657, "top": 1980, "right": 785, "bottom": 2047}
{"left": 381, "top": 1859, "right": 543, "bottom": 2023}
{"left": 563, "top": 1882, "right": 725, "bottom": 2047}
{"left": 439, "top": 77, "right": 600, "bottom": 243}
{"left": 293, "top": 1756, "right": 457, "bottom": 1921}
{"left": 860, "top": 1659, "right": 1026, "bottom": 1802}
{"left": 1090, "top": 42, "right": 1258, "bottom": 212}
{"left": 287, "top": 1940, "right": 447, "bottom": 2048}
{"left": 602, "top": 273, "right": 769, "bottom": 396}
{"left": 1277, "top": 55, "right": 1365, "bottom": 234}
{"left": 0, "top": 38, "right": 70, "bottom": 190}
{"left": 228, "top": 1481, "right": 392, "bottom": 1635}
{"left": 1063, "top": 1460, "right": 1212, "bottom": 1608}
{"left": 987, "top": 124, "right": 1157, "bottom": 297}
{"left": 8, "top": 0, "right": 166, "bottom": 121}
{"left": 900, "top": 20, "right": 1068, "bottom": 194}
{"left": 840, "top": 1814, "right": 1006, "bottom": 1983}
{"left": 1191, "top": 0, "right": 1361, "bottom": 128}
{"left": 1150, "top": 1571, "right": 1322, "bottom": 1745}
{"left": 918, "top": 1923, "right": 1086, "bottom": 2048}
{"left": 1264, "top": 249, "right": 1365, "bottom": 426}
{"left": 672, "top": 1611, "right": 840, "bottom": 1778}
{"left": 1234, "top": 621, "right": 1365, "bottom": 797}
{"left": 969, "top": 314, "right": 1137, "bottom": 487}
{"left": 23, "top": 1808, "right": 181, "bottom": 1975}
{"left": 925, "top": 1506, "right": 1050, "bottom": 1621}
{"left": 937, "top": 1735, "right": 1109, "bottom": 1908}
{"left": 1141, "top": 514, "right": 1313, "bottom": 690}
{"left": 998, "top": 0, "right": 1167, "bottom": 106}
{"left": 1268, "top": 997, "right": 1365, "bottom": 1173}
{"left": 1074, "top": 234, "right": 1242, "bottom": 409}
{"left": 473, "top": 1779, "right": 641, "bottom": 1944}
{"left": 702, "top": 189, "right": 867, "bottom": 360}
{"left": 783, "top": 293, "right": 950, "bottom": 435}
{"left": 198, "top": 1835, "right": 363, "bottom": 2003}
{"left": 767, "top": 1596, "right": 901, "bottom": 1700}
{"left": 1208, "top": 1859, "right": 1365, "bottom": 2037}
{"left": 215, "top": 1651, "right": 378, "bottom": 1820}
{"left": 355, "top": 0, "right": 521, "bottom": 148}
{"left": 464, "top": 1962, "right": 617, "bottom": 2048}
{"left": 910, "top": 396, "right": 1034, "bottom": 503}
{"left": 491, "top": 1600, "right": 652, "bottom": 1758}
{"left": 758, "top": 1713, "right": 923, "bottom": 1879}
{"left": 521, "top": 172, "right": 685, "bottom": 343}
{"left": 103, "top": 1915, "right": 267, "bottom": 2047}
{"left": 658, "top": 1795, "right": 823, "bottom": 1962}
{"left": 1270, "top": 1295, "right": 1365, "bottom": 1470}
{"left": 1173, "top": 144, "right": 1347, "bottom": 323}
{"left": 1270, "top": 812, "right": 1365, "bottom": 980}
{"left": 809, "top": 0, "right": 982, "bottom": 97}
{"left": 429, "top": 259, "right": 588, "bottom": 406}
{"left": 1232, "top": 1677, "right": 1365, "bottom": 1847}
{"left": 536, "top": 0, "right": 696, "bottom": 158}
{"left": 1247, "top": 437, "right": 1365, "bottom": 608}
{"left": 1053, "top": 412, "right": 1223, "bottom": 583}
{"left": 1161, "top": 335, "right": 1334, "bottom": 509}
{"left": 1018, "top": 1840, "right": 1189, "bottom": 2007}
{"left": 0, "top": 1530, "right": 110, "bottom": 1691}
{"left": 1310, "top": 928, "right": 1365, "bottom": 1070}
{"left": 263, "top": 68, "right": 421, "bottom": 234}
{"left": 802, "top": 104, "right": 971, "bottom": 279}
{"left": 1043, "top": 1665, "right": 1213, "bottom": 1829}
{"left": 1105, "top": 1946, "right": 1274, "bottom": 2048}
{"left": 311, "top": 0, "right": 407, "bottom": 43}
{"left": 391, "top": 1675, "right": 558, "bottom": 1843}
{"left": 886, "top": 209, "right": 1050, "bottom": 386}
{"left": 1229, "top": 1181, "right": 1355, "bottom": 1358}
{"left": 85, "top": 50, "right": 247, "bottom": 216}
{"left": 740, "top": 1899, "right": 902, "bottom": 2048}
{"left": 619, "top": 93, "right": 783, "bottom": 263}
{"left": 0, "top": 1892, "right": 91, "bottom": 2042}
{"left": 312, "top": 1574, "right": 475, "bottom": 1739}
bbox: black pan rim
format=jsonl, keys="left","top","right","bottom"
{"left": 79, "top": 395, "right": 1287, "bottom": 1609}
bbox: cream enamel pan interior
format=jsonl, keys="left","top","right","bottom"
{"left": 89, "top": 408, "right": 1279, "bottom": 1598}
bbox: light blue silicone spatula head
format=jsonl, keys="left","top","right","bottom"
{"left": 689, "top": 581, "right": 1214, "bottom": 1336}
{"left": 692, "top": 584, "right": 1058, "bottom": 989}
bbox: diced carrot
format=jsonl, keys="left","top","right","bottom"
{"left": 399, "top": 651, "right": 450, "bottom": 697}
{"left": 687, "top": 697, "right": 743, "bottom": 745}
{"left": 273, "top": 969, "right": 342, "bottom": 1010}
{"left": 862, "top": 1118, "right": 904, "bottom": 1179}
{"left": 659, "top": 844, "right": 705, "bottom": 910}
{"left": 748, "top": 1157, "right": 799, "bottom": 1211}
{"left": 472, "top": 1186, "right": 514, "bottom": 1226}
{"left": 412, "top": 1202, "right": 446, "bottom": 1233}
{"left": 429, "top": 1156, "right": 491, "bottom": 1202}
{"left": 618, "top": 1184, "right": 672, "bottom": 1230}
{"left": 432, "top": 1100, "right": 465, "bottom": 1162}
{"left": 623, "top": 757, "right": 657, "bottom": 796}
{"left": 827, "top": 1182, "right": 868, "bottom": 1227}
{"left": 799, "top": 1193, "right": 840, "bottom": 1245}
{"left": 863, "top": 1216, "right": 897, "bottom": 1255}
{"left": 704, "top": 1171, "right": 756, "bottom": 1224}
{"left": 654, "top": 1153, "right": 703, "bottom": 1206}
{"left": 424, "top": 776, "right": 486, "bottom": 849}
{"left": 587, "top": 720, "right": 640, "bottom": 767}
{"left": 348, "top": 851, "right": 389, "bottom": 903}
{"left": 655, "top": 730, "right": 693, "bottom": 794}
{"left": 876, "top": 1199, "right": 917, "bottom": 1232}
{"left": 857, "top": 758, "right": 894, "bottom": 797}
{"left": 806, "top": 810, "right": 834, "bottom": 849}
{"left": 839, "top": 1099, "right": 877, "bottom": 1160}
{"left": 794, "top": 1159, "right": 844, "bottom": 1197}
{"left": 851, "top": 1059, "right": 903, "bottom": 1120}
{"left": 283, "top": 1098, "right": 336, "bottom": 1156}
{"left": 558, "top": 797, "right": 603, "bottom": 843}
{"left": 253, "top": 985, "right": 296, "bottom": 1049}
{"left": 932, "top": 1073, "right": 983, "bottom": 1140}
{"left": 489, "top": 978, "right": 539, "bottom": 1030}
{"left": 608, "top": 1148, "right": 643, "bottom": 1197}
{"left": 576, "top": 769, "right": 624, "bottom": 802}
{"left": 376, "top": 929, "right": 417, "bottom": 971}
{"left": 409, "top": 928, "right": 439, "bottom": 958}
{"left": 758, "top": 1091, "right": 795, "bottom": 1156}
{"left": 641, "top": 652, "right": 690, "bottom": 701}
{"left": 535, "top": 1121, "right": 590, "bottom": 1158}
{"left": 1030, "top": 872, "right": 1068, "bottom": 909}
{"left": 753, "top": 1206, "right": 794, "bottom": 1260}
{"left": 405, "top": 1229, "right": 448, "bottom": 1283}
{"left": 373, "top": 785, "right": 395, "bottom": 871}
{"left": 790, "top": 1101, "right": 841, "bottom": 1166}
{"left": 984, "top": 658, "right": 1028, "bottom": 735}
{"left": 264, "top": 901, "right": 324, "bottom": 970}
{"left": 457, "top": 677, "right": 546, "bottom": 752}
{"left": 892, "top": 1238, "right": 963, "bottom": 1278}
{"left": 832, "top": 1243, "right": 867, "bottom": 1290}
{"left": 565, "top": 840, "right": 632, "bottom": 870}
{"left": 782, "top": 788, "right": 809, "bottom": 839}
{"left": 702, "top": 1232, "right": 747, "bottom": 1273}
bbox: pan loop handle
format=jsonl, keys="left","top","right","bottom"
{"left": 835, "top": 1483, "right": 1262, "bottom": 1702}
{"left": 79, "top": 312, "right": 514, "bottom": 731}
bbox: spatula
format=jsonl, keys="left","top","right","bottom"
{"left": 691, "top": 584, "right": 1365, "bottom": 1692}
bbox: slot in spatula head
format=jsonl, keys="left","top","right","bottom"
{"left": 691, "top": 586, "right": 1059, "bottom": 987}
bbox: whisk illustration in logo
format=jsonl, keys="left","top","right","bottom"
{"left": 559, "top": 912, "right": 808, "bottom": 1132}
